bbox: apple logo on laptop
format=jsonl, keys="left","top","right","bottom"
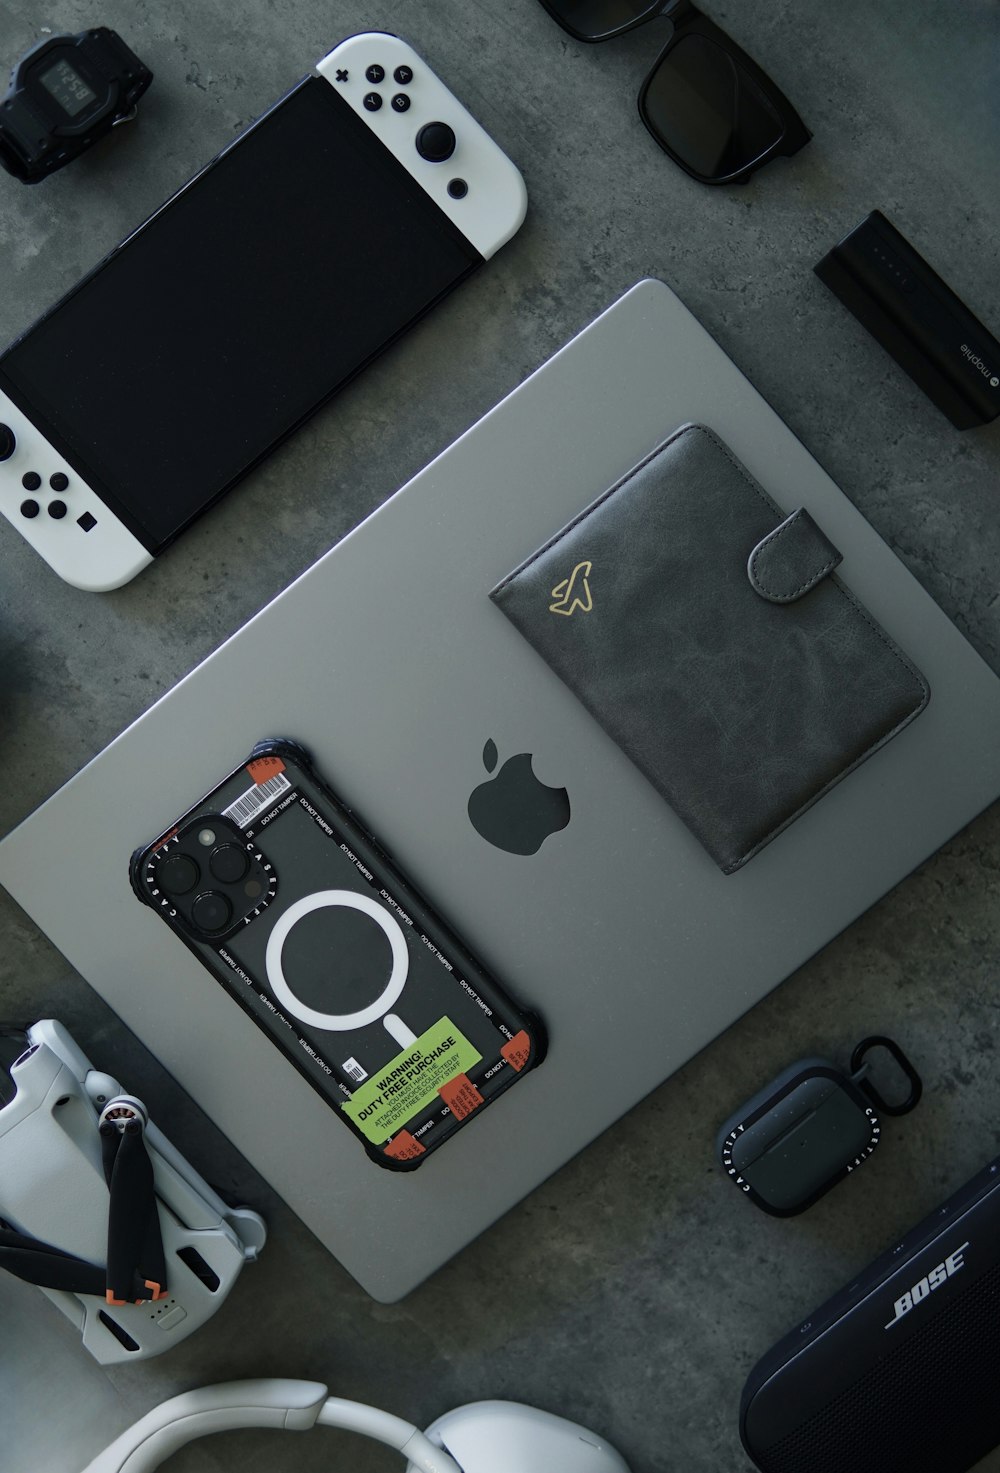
{"left": 467, "top": 739, "right": 570, "bottom": 855}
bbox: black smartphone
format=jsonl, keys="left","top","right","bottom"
{"left": 129, "top": 739, "right": 545, "bottom": 1169}
{"left": 0, "top": 33, "right": 526, "bottom": 589}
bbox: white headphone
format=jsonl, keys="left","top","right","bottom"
{"left": 79, "top": 1380, "right": 631, "bottom": 1473}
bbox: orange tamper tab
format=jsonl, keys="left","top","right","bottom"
{"left": 384, "top": 1130, "right": 426, "bottom": 1161}
{"left": 501, "top": 1031, "right": 532, "bottom": 1071}
{"left": 246, "top": 755, "right": 285, "bottom": 784}
{"left": 438, "top": 1073, "right": 484, "bottom": 1121}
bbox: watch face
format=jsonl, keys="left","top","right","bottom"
{"left": 37, "top": 55, "right": 98, "bottom": 119}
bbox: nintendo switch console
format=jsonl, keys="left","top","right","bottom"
{"left": 0, "top": 32, "right": 526, "bottom": 590}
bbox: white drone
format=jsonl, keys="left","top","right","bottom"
{"left": 0, "top": 1023, "right": 632, "bottom": 1472}
{"left": 0, "top": 1020, "right": 264, "bottom": 1362}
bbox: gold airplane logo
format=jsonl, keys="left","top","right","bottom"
{"left": 549, "top": 561, "right": 593, "bottom": 617}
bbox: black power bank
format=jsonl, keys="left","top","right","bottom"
{"left": 815, "top": 210, "right": 1000, "bottom": 429}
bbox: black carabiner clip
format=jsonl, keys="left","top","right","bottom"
{"left": 850, "top": 1035, "right": 923, "bottom": 1117}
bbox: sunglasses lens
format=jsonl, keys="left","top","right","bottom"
{"left": 641, "top": 34, "right": 783, "bottom": 180}
{"left": 542, "top": 0, "right": 662, "bottom": 41}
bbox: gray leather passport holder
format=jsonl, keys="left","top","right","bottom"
{"left": 489, "top": 423, "right": 930, "bottom": 874}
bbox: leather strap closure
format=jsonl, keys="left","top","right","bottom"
{"left": 747, "top": 508, "right": 843, "bottom": 604}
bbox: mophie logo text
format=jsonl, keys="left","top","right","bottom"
{"left": 884, "top": 1241, "right": 969, "bottom": 1329}
{"left": 960, "top": 344, "right": 1000, "bottom": 388}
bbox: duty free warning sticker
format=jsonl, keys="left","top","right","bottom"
{"left": 341, "top": 1016, "right": 483, "bottom": 1145}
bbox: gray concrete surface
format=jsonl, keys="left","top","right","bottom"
{"left": 1, "top": 1, "right": 999, "bottom": 1470}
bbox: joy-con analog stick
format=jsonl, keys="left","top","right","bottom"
{"left": 0, "top": 424, "right": 15, "bottom": 461}
{"left": 416, "top": 121, "right": 456, "bottom": 162}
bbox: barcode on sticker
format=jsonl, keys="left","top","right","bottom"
{"left": 343, "top": 1057, "right": 368, "bottom": 1084}
{"left": 222, "top": 773, "right": 291, "bottom": 828}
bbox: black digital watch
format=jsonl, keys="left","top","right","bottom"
{"left": 0, "top": 28, "right": 153, "bottom": 183}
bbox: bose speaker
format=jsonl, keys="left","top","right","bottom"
{"left": 740, "top": 1155, "right": 1000, "bottom": 1473}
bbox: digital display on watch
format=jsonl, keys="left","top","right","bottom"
{"left": 38, "top": 57, "right": 97, "bottom": 118}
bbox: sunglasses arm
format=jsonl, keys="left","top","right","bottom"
{"left": 657, "top": 0, "right": 701, "bottom": 25}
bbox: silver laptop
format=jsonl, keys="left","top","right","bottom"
{"left": 3, "top": 279, "right": 1000, "bottom": 1300}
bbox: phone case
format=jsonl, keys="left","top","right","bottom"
{"left": 129, "top": 739, "right": 545, "bottom": 1169}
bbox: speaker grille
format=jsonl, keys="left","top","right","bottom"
{"left": 754, "top": 1262, "right": 1000, "bottom": 1473}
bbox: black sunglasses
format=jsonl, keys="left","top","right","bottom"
{"left": 535, "top": 0, "right": 811, "bottom": 185}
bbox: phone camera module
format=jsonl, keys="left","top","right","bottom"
{"left": 145, "top": 815, "right": 278, "bottom": 939}
{"left": 191, "top": 891, "right": 233, "bottom": 935}
{"left": 156, "top": 853, "right": 199, "bottom": 896}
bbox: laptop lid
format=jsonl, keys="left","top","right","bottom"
{"left": 2, "top": 279, "right": 999, "bottom": 1300}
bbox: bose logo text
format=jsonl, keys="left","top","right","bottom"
{"left": 884, "top": 1242, "right": 969, "bottom": 1329}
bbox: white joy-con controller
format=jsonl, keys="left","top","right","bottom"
{"left": 0, "top": 389, "right": 152, "bottom": 591}
{"left": 0, "top": 34, "right": 527, "bottom": 592}
{"left": 316, "top": 33, "right": 527, "bottom": 260}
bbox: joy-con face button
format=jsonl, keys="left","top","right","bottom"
{"left": 363, "top": 92, "right": 382, "bottom": 111}
{"left": 416, "top": 121, "right": 456, "bottom": 163}
{"left": 48, "top": 499, "right": 68, "bottom": 519}
{"left": 49, "top": 472, "right": 69, "bottom": 492}
{"left": 21, "top": 470, "right": 41, "bottom": 491}
{"left": 0, "top": 424, "right": 14, "bottom": 461}
{"left": 20, "top": 499, "right": 39, "bottom": 518}
{"left": 393, "top": 65, "right": 413, "bottom": 85}
{"left": 365, "top": 63, "right": 385, "bottom": 83}
{"left": 391, "top": 93, "right": 411, "bottom": 113}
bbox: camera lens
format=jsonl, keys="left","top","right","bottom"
{"left": 209, "top": 843, "right": 250, "bottom": 884}
{"left": 191, "top": 891, "right": 233, "bottom": 934}
{"left": 157, "top": 854, "right": 199, "bottom": 896}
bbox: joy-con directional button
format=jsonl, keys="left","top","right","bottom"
{"left": 48, "top": 500, "right": 67, "bottom": 519}
{"left": 20, "top": 499, "right": 39, "bottom": 518}
{"left": 363, "top": 92, "right": 382, "bottom": 112}
{"left": 0, "top": 424, "right": 14, "bottom": 461}
{"left": 21, "top": 470, "right": 41, "bottom": 491}
{"left": 417, "top": 121, "right": 456, "bottom": 162}
{"left": 49, "top": 472, "right": 69, "bottom": 492}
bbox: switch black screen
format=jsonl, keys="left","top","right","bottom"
{"left": 0, "top": 78, "right": 480, "bottom": 551}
